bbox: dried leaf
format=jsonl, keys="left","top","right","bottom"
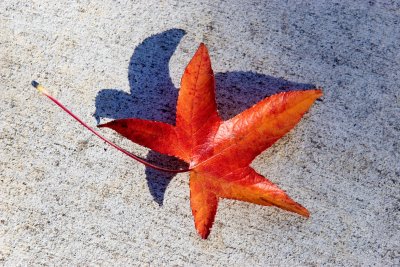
{"left": 99, "top": 44, "right": 323, "bottom": 238}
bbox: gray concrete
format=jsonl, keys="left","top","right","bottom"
{"left": 1, "top": 1, "right": 399, "bottom": 266}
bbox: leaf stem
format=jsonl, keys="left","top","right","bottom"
{"left": 31, "top": 81, "right": 191, "bottom": 173}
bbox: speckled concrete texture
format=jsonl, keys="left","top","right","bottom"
{"left": 1, "top": 1, "right": 399, "bottom": 266}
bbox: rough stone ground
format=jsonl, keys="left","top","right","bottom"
{"left": 1, "top": 0, "right": 399, "bottom": 266}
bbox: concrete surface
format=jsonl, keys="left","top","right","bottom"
{"left": 1, "top": 0, "right": 399, "bottom": 266}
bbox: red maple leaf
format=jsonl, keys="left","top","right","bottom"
{"left": 33, "top": 43, "right": 322, "bottom": 239}
{"left": 98, "top": 44, "right": 323, "bottom": 238}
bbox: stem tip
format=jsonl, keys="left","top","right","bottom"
{"left": 31, "top": 80, "right": 39, "bottom": 88}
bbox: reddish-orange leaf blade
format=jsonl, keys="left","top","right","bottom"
{"left": 190, "top": 171, "right": 219, "bottom": 239}
{"left": 205, "top": 90, "right": 323, "bottom": 169}
{"left": 33, "top": 40, "right": 322, "bottom": 239}
{"left": 99, "top": 119, "right": 189, "bottom": 161}
{"left": 215, "top": 167, "right": 309, "bottom": 217}
{"left": 176, "top": 43, "right": 221, "bottom": 163}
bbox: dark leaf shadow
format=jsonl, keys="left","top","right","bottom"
{"left": 94, "top": 28, "right": 185, "bottom": 124}
{"left": 215, "top": 72, "right": 316, "bottom": 121}
{"left": 94, "top": 28, "right": 316, "bottom": 205}
{"left": 144, "top": 151, "right": 188, "bottom": 206}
